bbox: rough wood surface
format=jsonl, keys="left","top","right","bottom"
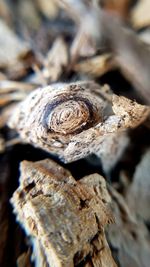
{"left": 0, "top": 1, "right": 150, "bottom": 266}
{"left": 11, "top": 159, "right": 116, "bottom": 267}
{"left": 8, "top": 81, "right": 149, "bottom": 165}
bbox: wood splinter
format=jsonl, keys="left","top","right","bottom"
{"left": 11, "top": 159, "right": 117, "bottom": 267}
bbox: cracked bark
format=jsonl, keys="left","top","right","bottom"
{"left": 8, "top": 81, "right": 149, "bottom": 173}
{"left": 11, "top": 159, "right": 117, "bottom": 267}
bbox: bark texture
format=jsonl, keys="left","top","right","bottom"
{"left": 8, "top": 81, "right": 149, "bottom": 166}
{"left": 11, "top": 159, "right": 117, "bottom": 267}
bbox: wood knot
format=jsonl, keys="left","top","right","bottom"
{"left": 43, "top": 94, "right": 101, "bottom": 135}
{"left": 9, "top": 81, "right": 148, "bottom": 163}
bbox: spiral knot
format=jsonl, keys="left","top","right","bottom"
{"left": 43, "top": 94, "right": 101, "bottom": 135}
{"left": 8, "top": 82, "right": 117, "bottom": 161}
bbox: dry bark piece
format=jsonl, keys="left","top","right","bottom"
{"left": 11, "top": 159, "right": 116, "bottom": 267}
{"left": 82, "top": 231, "right": 117, "bottom": 267}
{"left": 102, "top": 15, "right": 150, "bottom": 104}
{"left": 95, "top": 132, "right": 129, "bottom": 174}
{"left": 0, "top": 81, "right": 38, "bottom": 107}
{"left": 131, "top": 0, "right": 150, "bottom": 29}
{"left": 107, "top": 185, "right": 150, "bottom": 267}
{"left": 0, "top": 92, "right": 28, "bottom": 107}
{"left": 85, "top": 9, "right": 150, "bottom": 104}
{"left": 36, "top": 0, "right": 59, "bottom": 19}
{"left": 126, "top": 149, "right": 150, "bottom": 222}
{"left": 70, "top": 25, "right": 97, "bottom": 65}
{"left": 73, "top": 54, "right": 115, "bottom": 77}
{"left": 58, "top": 1, "right": 150, "bottom": 103}
{"left": 104, "top": 18, "right": 150, "bottom": 104}
{"left": 112, "top": 95, "right": 149, "bottom": 127}
{"left": 8, "top": 81, "right": 149, "bottom": 164}
{"left": 0, "top": 20, "right": 30, "bottom": 68}
{"left": 57, "top": 0, "right": 102, "bottom": 65}
{"left": 70, "top": 29, "right": 97, "bottom": 60}
{"left": 31, "top": 239, "right": 48, "bottom": 267}
{"left": 42, "top": 37, "right": 69, "bottom": 83}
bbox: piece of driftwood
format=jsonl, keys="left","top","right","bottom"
{"left": 11, "top": 159, "right": 117, "bottom": 267}
{"left": 8, "top": 81, "right": 149, "bottom": 167}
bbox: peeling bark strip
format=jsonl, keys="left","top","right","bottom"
{"left": 8, "top": 81, "right": 149, "bottom": 163}
{"left": 11, "top": 159, "right": 117, "bottom": 267}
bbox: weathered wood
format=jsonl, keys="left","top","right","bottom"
{"left": 8, "top": 81, "right": 149, "bottom": 167}
{"left": 0, "top": 1, "right": 150, "bottom": 266}
{"left": 73, "top": 54, "right": 115, "bottom": 78}
{"left": 11, "top": 159, "right": 117, "bottom": 267}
